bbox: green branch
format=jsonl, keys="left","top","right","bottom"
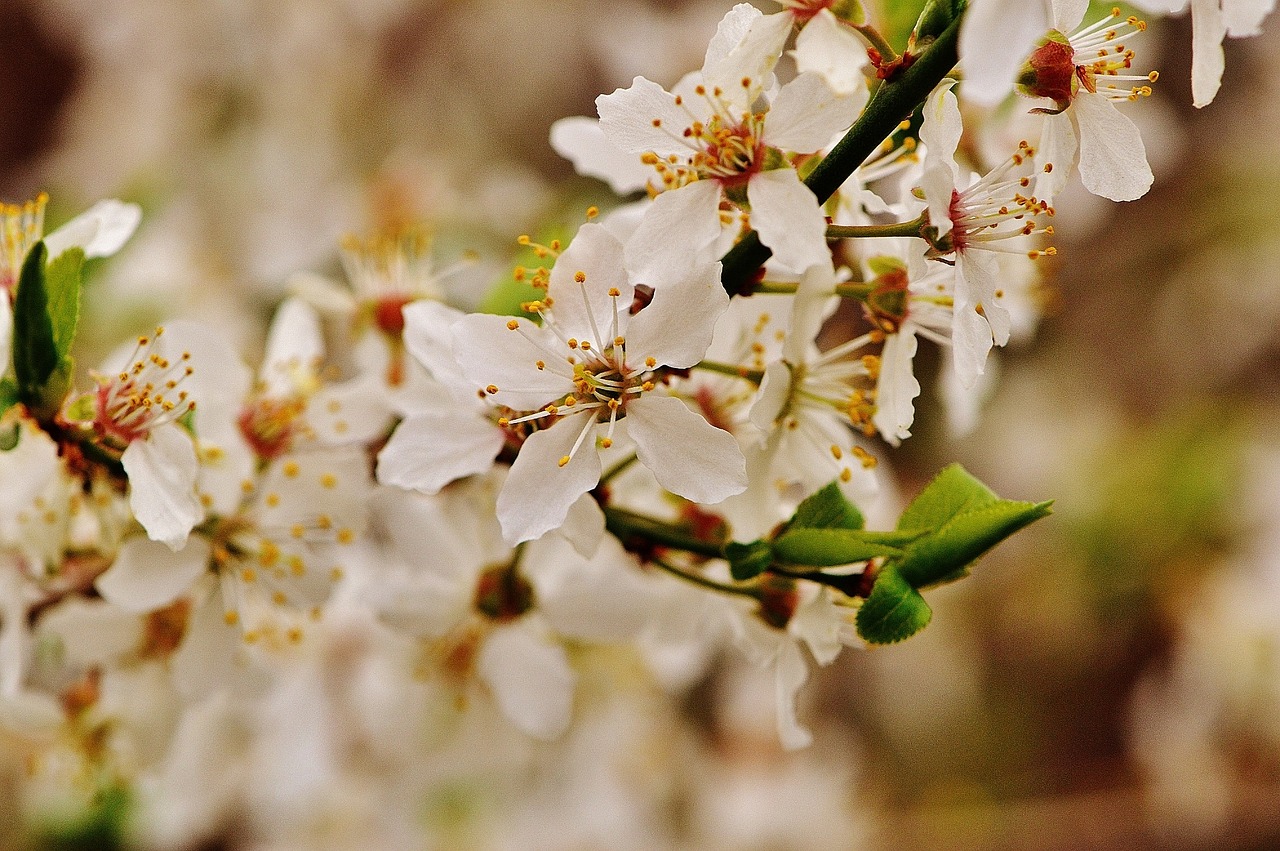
{"left": 826, "top": 216, "right": 924, "bottom": 240}
{"left": 651, "top": 558, "right": 760, "bottom": 599}
{"left": 603, "top": 505, "right": 726, "bottom": 559}
{"left": 719, "top": 16, "right": 962, "bottom": 295}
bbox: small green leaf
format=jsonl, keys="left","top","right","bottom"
{"left": 725, "top": 540, "right": 773, "bottom": 581}
{"left": 896, "top": 463, "right": 998, "bottom": 532}
{"left": 856, "top": 566, "right": 932, "bottom": 644}
{"left": 772, "top": 527, "right": 917, "bottom": 567}
{"left": 12, "top": 241, "right": 57, "bottom": 398}
{"left": 895, "top": 499, "right": 1053, "bottom": 588}
{"left": 790, "top": 481, "right": 864, "bottom": 531}
{"left": 45, "top": 246, "right": 86, "bottom": 361}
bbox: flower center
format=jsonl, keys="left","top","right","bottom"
{"left": 238, "top": 395, "right": 306, "bottom": 460}
{"left": 642, "top": 80, "right": 768, "bottom": 193}
{"left": 1018, "top": 10, "right": 1157, "bottom": 111}
{"left": 92, "top": 327, "right": 195, "bottom": 445}
{"left": 941, "top": 142, "right": 1056, "bottom": 260}
{"left": 496, "top": 281, "right": 659, "bottom": 465}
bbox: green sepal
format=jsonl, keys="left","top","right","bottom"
{"left": 64, "top": 392, "right": 96, "bottom": 423}
{"left": 866, "top": 255, "right": 907, "bottom": 279}
{"left": 831, "top": 0, "right": 866, "bottom": 25}
{"left": 725, "top": 540, "right": 773, "bottom": 581}
{"left": 772, "top": 527, "right": 918, "bottom": 567}
{"left": 855, "top": 565, "right": 932, "bottom": 644}
{"left": 896, "top": 462, "right": 998, "bottom": 532}
{"left": 46, "top": 246, "right": 86, "bottom": 362}
{"left": 0, "top": 377, "right": 19, "bottom": 417}
{"left": 0, "top": 421, "right": 18, "bottom": 451}
{"left": 895, "top": 498, "right": 1053, "bottom": 588}
{"left": 790, "top": 481, "right": 864, "bottom": 531}
{"left": 12, "top": 241, "right": 57, "bottom": 399}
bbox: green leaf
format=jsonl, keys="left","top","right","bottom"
{"left": 725, "top": 540, "right": 773, "bottom": 581}
{"left": 895, "top": 499, "right": 1054, "bottom": 588}
{"left": 896, "top": 463, "right": 998, "bottom": 532}
{"left": 12, "top": 241, "right": 57, "bottom": 398}
{"left": 856, "top": 566, "right": 932, "bottom": 644}
{"left": 45, "top": 246, "right": 85, "bottom": 361}
{"left": 772, "top": 527, "right": 917, "bottom": 567}
{"left": 790, "top": 481, "right": 864, "bottom": 531}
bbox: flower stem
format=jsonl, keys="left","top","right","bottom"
{"left": 600, "top": 453, "right": 639, "bottom": 485}
{"left": 770, "top": 564, "right": 865, "bottom": 598}
{"left": 826, "top": 216, "right": 924, "bottom": 240}
{"left": 603, "top": 506, "right": 725, "bottom": 559}
{"left": 742, "top": 280, "right": 879, "bottom": 303}
{"left": 720, "top": 15, "right": 962, "bottom": 296}
{"left": 691, "top": 360, "right": 765, "bottom": 384}
{"left": 651, "top": 557, "right": 760, "bottom": 599}
{"left": 853, "top": 24, "right": 898, "bottom": 63}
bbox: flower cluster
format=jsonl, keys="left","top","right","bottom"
{"left": 0, "top": 0, "right": 1268, "bottom": 845}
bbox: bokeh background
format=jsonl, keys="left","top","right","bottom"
{"left": 4, "top": 0, "right": 1280, "bottom": 848}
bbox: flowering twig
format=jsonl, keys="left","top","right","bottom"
{"left": 720, "top": 15, "right": 962, "bottom": 295}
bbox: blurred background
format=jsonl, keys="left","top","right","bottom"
{"left": 4, "top": 0, "right": 1280, "bottom": 848}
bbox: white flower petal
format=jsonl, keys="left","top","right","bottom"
{"left": 625, "top": 258, "right": 727, "bottom": 368}
{"left": 550, "top": 116, "right": 653, "bottom": 194}
{"left": 776, "top": 638, "right": 813, "bottom": 750}
{"left": 497, "top": 415, "right": 603, "bottom": 545}
{"left": 307, "top": 376, "right": 394, "bottom": 445}
{"left": 532, "top": 534, "right": 653, "bottom": 641}
{"left": 790, "top": 10, "right": 871, "bottom": 98}
{"left": 703, "top": 6, "right": 791, "bottom": 100}
{"left": 597, "top": 76, "right": 695, "bottom": 158}
{"left": 791, "top": 589, "right": 847, "bottom": 666}
{"left": 1224, "top": 0, "right": 1274, "bottom": 35}
{"left": 547, "top": 224, "right": 633, "bottom": 343}
{"left": 920, "top": 161, "right": 958, "bottom": 239}
{"left": 452, "top": 312, "right": 573, "bottom": 410}
{"left": 1051, "top": 0, "right": 1091, "bottom": 30}
{"left": 872, "top": 328, "right": 920, "bottom": 445}
{"left": 1191, "top": 0, "right": 1228, "bottom": 107}
{"left": 704, "top": 3, "right": 764, "bottom": 69}
{"left": 626, "top": 394, "right": 747, "bottom": 503}
{"left": 1071, "top": 92, "right": 1153, "bottom": 202}
{"left": 765, "top": 72, "right": 862, "bottom": 153}
{"left": 920, "top": 81, "right": 963, "bottom": 176}
{"left": 376, "top": 410, "right": 504, "bottom": 494}
{"left": 478, "top": 623, "right": 576, "bottom": 740}
{"left": 95, "top": 536, "right": 211, "bottom": 613}
{"left": 556, "top": 492, "right": 606, "bottom": 559}
{"left": 123, "top": 425, "right": 202, "bottom": 550}
{"left": 1035, "top": 112, "right": 1078, "bottom": 202}
{"left": 261, "top": 297, "right": 324, "bottom": 397}
{"left": 624, "top": 181, "right": 724, "bottom": 291}
{"left": 960, "top": 0, "right": 1049, "bottom": 105}
{"left": 747, "top": 168, "right": 829, "bottom": 274}
{"left": 43, "top": 199, "right": 142, "bottom": 260}
{"left": 749, "top": 361, "right": 794, "bottom": 435}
